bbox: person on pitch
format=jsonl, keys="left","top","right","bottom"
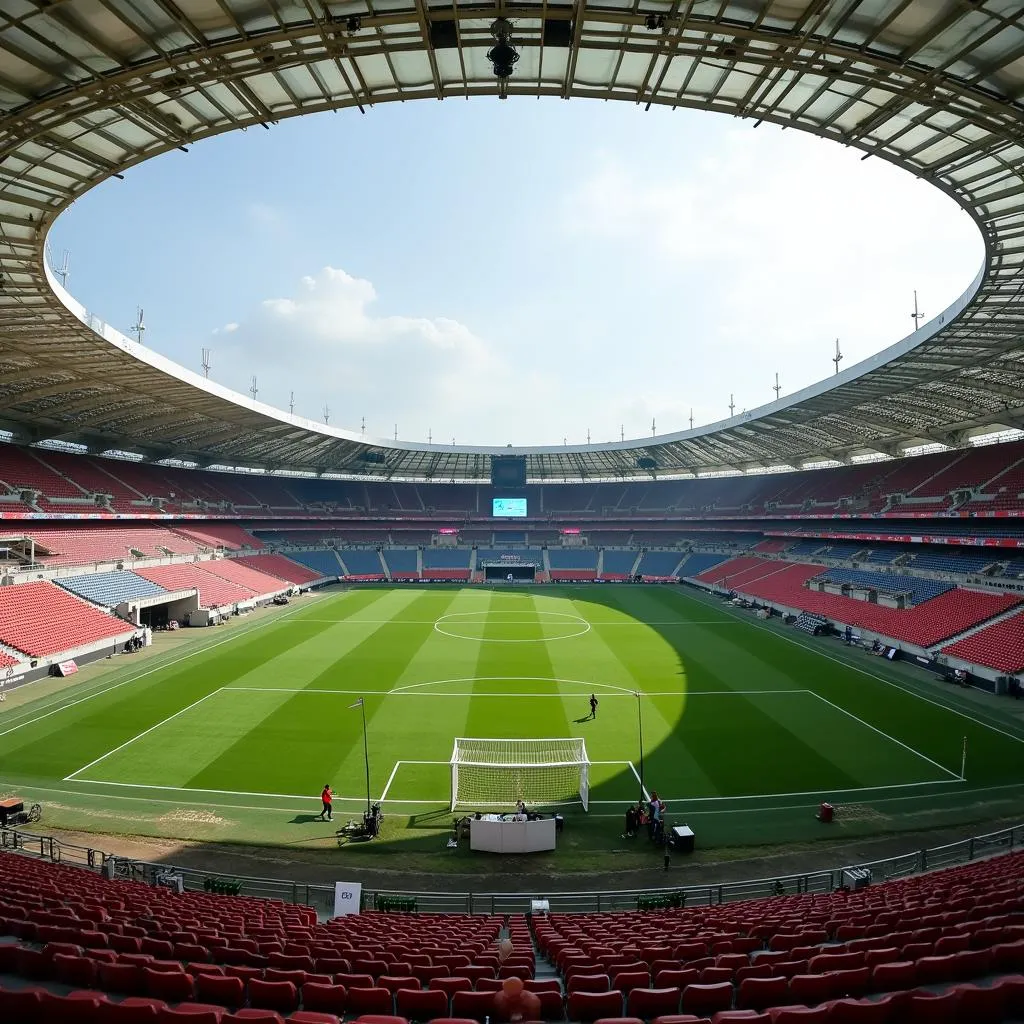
{"left": 589, "top": 693, "right": 599, "bottom": 719}
{"left": 318, "top": 783, "right": 333, "bottom": 822}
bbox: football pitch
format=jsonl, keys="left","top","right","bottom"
{"left": 2, "top": 584, "right": 1023, "bottom": 865}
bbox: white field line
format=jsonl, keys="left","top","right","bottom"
{"left": 296, "top": 619, "right": 738, "bottom": 626}
{"left": 63, "top": 689, "right": 226, "bottom": 781}
{"left": 807, "top": 691, "right": 962, "bottom": 781}
{"left": 63, "top": 778, "right": 440, "bottom": 804}
{"left": 14, "top": 773, "right": 1012, "bottom": 818}
{"left": 379, "top": 761, "right": 402, "bottom": 802}
{"left": 223, "top": 684, "right": 808, "bottom": 698}
{"left": 588, "top": 777, "right": 967, "bottom": 805}
{"left": 680, "top": 589, "right": 1024, "bottom": 746}
{"left": 0, "top": 594, "right": 325, "bottom": 740}
{"left": 627, "top": 761, "right": 650, "bottom": 802}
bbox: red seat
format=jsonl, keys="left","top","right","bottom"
{"left": 871, "top": 961, "right": 915, "bottom": 992}
{"left": 827, "top": 968, "right": 870, "bottom": 1000}
{"left": 336, "top": 973, "right": 376, "bottom": 990}
{"left": 301, "top": 983, "right": 347, "bottom": 1015}
{"left": 394, "top": 986, "right": 449, "bottom": 1020}
{"left": 787, "top": 975, "right": 832, "bottom": 1005}
{"left": 612, "top": 971, "right": 650, "bottom": 994}
{"left": 824, "top": 998, "right": 891, "bottom": 1023}
{"left": 627, "top": 987, "right": 681, "bottom": 1018}
{"left": 102, "top": 998, "right": 167, "bottom": 1022}
{"left": 711, "top": 1013, "right": 771, "bottom": 1023}
{"left": 347, "top": 988, "right": 395, "bottom": 1016}
{"left": 567, "top": 990, "right": 625, "bottom": 1022}
{"left": 680, "top": 983, "right": 733, "bottom": 1016}
{"left": 569, "top": 974, "right": 612, "bottom": 994}
{"left": 53, "top": 952, "right": 99, "bottom": 988}
{"left": 702, "top": 967, "right": 734, "bottom": 984}
{"left": 99, "top": 963, "right": 147, "bottom": 995}
{"left": 737, "top": 976, "right": 788, "bottom": 1011}
{"left": 248, "top": 979, "right": 299, "bottom": 1014}
{"left": 451, "top": 990, "right": 497, "bottom": 1022}
{"left": 948, "top": 982, "right": 1005, "bottom": 1024}
{"left": 768, "top": 1008, "right": 830, "bottom": 1023}
{"left": 533, "top": 989, "right": 565, "bottom": 1020}
{"left": 289, "top": 1014, "right": 341, "bottom": 1024}
{"left": 160, "top": 1004, "right": 227, "bottom": 1023}
{"left": 655, "top": 969, "right": 700, "bottom": 989}
{"left": 196, "top": 973, "right": 246, "bottom": 1008}
{"left": 146, "top": 968, "right": 195, "bottom": 1002}
{"left": 907, "top": 990, "right": 959, "bottom": 1024}
{"left": 378, "top": 977, "right": 420, "bottom": 996}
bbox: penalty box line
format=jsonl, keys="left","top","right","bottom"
{"left": 807, "top": 691, "right": 963, "bottom": 781}
{"left": 63, "top": 688, "right": 226, "bottom": 783}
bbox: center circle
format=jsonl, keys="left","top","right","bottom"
{"left": 434, "top": 610, "right": 591, "bottom": 642}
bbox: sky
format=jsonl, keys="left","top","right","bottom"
{"left": 48, "top": 99, "right": 983, "bottom": 448}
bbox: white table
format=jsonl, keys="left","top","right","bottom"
{"left": 469, "top": 815, "right": 557, "bottom": 853}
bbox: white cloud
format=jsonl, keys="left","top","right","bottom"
{"left": 213, "top": 266, "right": 518, "bottom": 442}
{"left": 561, "top": 125, "right": 982, "bottom": 430}
{"left": 201, "top": 119, "right": 984, "bottom": 448}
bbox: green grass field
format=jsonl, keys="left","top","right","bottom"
{"left": 2, "top": 584, "right": 1023, "bottom": 872}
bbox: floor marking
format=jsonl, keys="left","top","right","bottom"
{"left": 434, "top": 610, "right": 592, "bottom": 642}
{"left": 296, "top": 618, "right": 739, "bottom": 626}
{"left": 62, "top": 778, "right": 440, "bottom": 804}
{"left": 63, "top": 689, "right": 225, "bottom": 781}
{"left": 627, "top": 761, "right": 650, "bottom": 802}
{"left": 0, "top": 595, "right": 325, "bottom": 741}
{"left": 807, "top": 691, "right": 962, "bottom": 780}
{"left": 390, "top": 676, "right": 641, "bottom": 695}
{"left": 380, "top": 761, "right": 402, "bottom": 802}
{"left": 678, "top": 587, "right": 1024, "bottom": 747}
{"left": 588, "top": 777, "right": 967, "bottom": 805}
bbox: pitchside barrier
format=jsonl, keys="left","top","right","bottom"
{"left": 2, "top": 822, "right": 1022, "bottom": 916}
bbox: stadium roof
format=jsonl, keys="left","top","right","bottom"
{"left": 1, "top": 0, "right": 1023, "bottom": 482}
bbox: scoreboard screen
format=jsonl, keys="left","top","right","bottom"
{"left": 491, "top": 456, "right": 526, "bottom": 488}
{"left": 492, "top": 497, "right": 527, "bottom": 518}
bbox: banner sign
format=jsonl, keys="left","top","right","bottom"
{"left": 56, "top": 660, "right": 78, "bottom": 676}
{"left": 333, "top": 881, "right": 362, "bottom": 916}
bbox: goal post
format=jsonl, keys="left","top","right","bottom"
{"left": 450, "top": 737, "right": 591, "bottom": 812}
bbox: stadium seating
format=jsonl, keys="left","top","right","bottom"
{"left": 677, "top": 552, "right": 731, "bottom": 578}
{"left": 422, "top": 548, "right": 472, "bottom": 581}
{"left": 174, "top": 524, "right": 264, "bottom": 550}
{"left": 942, "top": 608, "right": 1024, "bottom": 672}
{"left": 0, "top": 582, "right": 133, "bottom": 656}
{"left": 549, "top": 550, "right": 599, "bottom": 581}
{"left": 602, "top": 550, "right": 639, "bottom": 579}
{"left": 339, "top": 550, "right": 387, "bottom": 578}
{"left": 57, "top": 570, "right": 169, "bottom": 607}
{"left": 908, "top": 551, "right": 995, "bottom": 574}
{"left": 237, "top": 553, "right": 330, "bottom": 584}
{"left": 1, "top": 844, "right": 1024, "bottom": 1021}
{"left": 202, "top": 559, "right": 291, "bottom": 595}
{"left": 12, "top": 524, "right": 205, "bottom": 567}
{"left": 811, "top": 569, "right": 953, "bottom": 605}
{"left": 4, "top": 438, "right": 1024, "bottom": 517}
{"left": 134, "top": 565, "right": 254, "bottom": 608}
{"left": 383, "top": 549, "right": 419, "bottom": 578}
{"left": 719, "top": 560, "right": 1023, "bottom": 647}
{"left": 636, "top": 551, "right": 684, "bottom": 578}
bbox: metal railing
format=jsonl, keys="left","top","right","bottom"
{"left": 2, "top": 821, "right": 1021, "bottom": 915}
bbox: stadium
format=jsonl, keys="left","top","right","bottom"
{"left": 1, "top": 0, "right": 1024, "bottom": 1020}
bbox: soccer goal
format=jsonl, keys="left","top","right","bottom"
{"left": 450, "top": 737, "right": 591, "bottom": 812}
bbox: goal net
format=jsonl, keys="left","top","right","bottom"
{"left": 450, "top": 737, "right": 590, "bottom": 812}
